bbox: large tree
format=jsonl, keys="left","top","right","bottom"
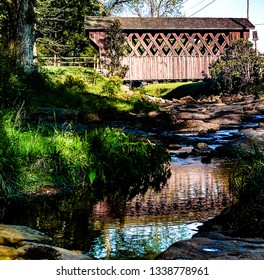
{"left": 0, "top": 0, "right": 100, "bottom": 69}
{"left": 1, "top": 0, "right": 36, "bottom": 71}
{"left": 102, "top": 0, "right": 184, "bottom": 17}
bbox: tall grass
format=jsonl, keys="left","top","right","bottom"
{"left": 0, "top": 111, "right": 170, "bottom": 198}
{"left": 229, "top": 140, "right": 264, "bottom": 205}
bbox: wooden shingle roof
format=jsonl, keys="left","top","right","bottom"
{"left": 85, "top": 16, "right": 255, "bottom": 31}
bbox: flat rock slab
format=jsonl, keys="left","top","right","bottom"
{"left": 0, "top": 224, "right": 52, "bottom": 245}
{"left": 155, "top": 232, "right": 264, "bottom": 260}
{"left": 0, "top": 224, "right": 92, "bottom": 260}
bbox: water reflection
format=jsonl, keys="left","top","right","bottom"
{"left": 93, "top": 159, "right": 230, "bottom": 218}
{"left": 89, "top": 217, "right": 203, "bottom": 259}
{"left": 86, "top": 158, "right": 231, "bottom": 259}
{"left": 0, "top": 158, "right": 231, "bottom": 260}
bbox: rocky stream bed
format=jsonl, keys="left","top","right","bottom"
{"left": 1, "top": 94, "right": 264, "bottom": 260}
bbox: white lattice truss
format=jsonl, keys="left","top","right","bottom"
{"left": 125, "top": 32, "right": 230, "bottom": 57}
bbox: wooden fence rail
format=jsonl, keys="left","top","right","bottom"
{"left": 38, "top": 56, "right": 100, "bottom": 69}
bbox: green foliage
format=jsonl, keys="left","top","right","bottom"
{"left": 0, "top": 50, "right": 34, "bottom": 108}
{"left": 64, "top": 74, "right": 86, "bottom": 91}
{"left": 102, "top": 76, "right": 123, "bottom": 96}
{"left": 101, "top": 19, "right": 129, "bottom": 78}
{"left": 131, "top": 98, "right": 159, "bottom": 113}
{"left": 207, "top": 39, "right": 263, "bottom": 94}
{"left": 36, "top": 0, "right": 100, "bottom": 56}
{"left": 27, "top": 66, "right": 157, "bottom": 114}
{"left": 229, "top": 140, "right": 264, "bottom": 205}
{"left": 0, "top": 3, "right": 8, "bottom": 47}
{"left": 0, "top": 112, "right": 21, "bottom": 196}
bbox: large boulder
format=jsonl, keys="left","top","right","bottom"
{"left": 155, "top": 232, "right": 264, "bottom": 260}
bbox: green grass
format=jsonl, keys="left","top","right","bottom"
{"left": 0, "top": 111, "right": 170, "bottom": 197}
{"left": 229, "top": 140, "right": 264, "bottom": 205}
{"left": 28, "top": 66, "right": 159, "bottom": 115}
{"left": 42, "top": 66, "right": 106, "bottom": 94}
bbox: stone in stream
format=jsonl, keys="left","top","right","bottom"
{"left": 192, "top": 142, "right": 213, "bottom": 157}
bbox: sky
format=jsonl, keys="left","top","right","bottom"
{"left": 182, "top": 0, "right": 264, "bottom": 52}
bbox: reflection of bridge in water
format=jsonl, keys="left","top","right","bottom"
{"left": 90, "top": 159, "right": 232, "bottom": 259}
{"left": 93, "top": 160, "right": 231, "bottom": 218}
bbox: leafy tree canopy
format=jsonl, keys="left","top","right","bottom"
{"left": 36, "top": 0, "right": 100, "bottom": 56}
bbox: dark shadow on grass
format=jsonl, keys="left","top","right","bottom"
{"left": 163, "top": 81, "right": 214, "bottom": 100}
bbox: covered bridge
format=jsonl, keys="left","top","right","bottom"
{"left": 85, "top": 17, "right": 255, "bottom": 81}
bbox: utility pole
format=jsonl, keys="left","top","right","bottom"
{"left": 247, "top": 0, "right": 249, "bottom": 19}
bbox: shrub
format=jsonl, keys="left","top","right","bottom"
{"left": 102, "top": 76, "right": 123, "bottom": 97}
{"left": 206, "top": 39, "right": 263, "bottom": 94}
{"left": 64, "top": 74, "right": 86, "bottom": 91}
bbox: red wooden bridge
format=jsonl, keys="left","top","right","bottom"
{"left": 85, "top": 16, "right": 255, "bottom": 81}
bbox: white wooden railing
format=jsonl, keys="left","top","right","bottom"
{"left": 38, "top": 55, "right": 100, "bottom": 69}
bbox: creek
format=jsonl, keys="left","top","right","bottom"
{"left": 0, "top": 130, "right": 233, "bottom": 260}
{"left": 2, "top": 98, "right": 263, "bottom": 259}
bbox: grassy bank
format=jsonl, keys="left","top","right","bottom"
{"left": 0, "top": 111, "right": 170, "bottom": 197}
{"left": 27, "top": 67, "right": 159, "bottom": 114}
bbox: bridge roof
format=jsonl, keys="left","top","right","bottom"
{"left": 85, "top": 16, "right": 255, "bottom": 31}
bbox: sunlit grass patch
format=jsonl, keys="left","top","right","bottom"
{"left": 143, "top": 82, "right": 190, "bottom": 97}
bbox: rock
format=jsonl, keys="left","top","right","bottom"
{"left": 220, "top": 95, "right": 234, "bottom": 104}
{"left": 213, "top": 145, "right": 236, "bottom": 158}
{"left": 242, "top": 95, "right": 256, "bottom": 104}
{"left": 201, "top": 156, "right": 212, "bottom": 164}
{"left": 0, "top": 224, "right": 52, "bottom": 245}
{"left": 172, "top": 98, "right": 182, "bottom": 104}
{"left": 195, "top": 142, "right": 208, "bottom": 149}
{"left": 155, "top": 232, "right": 264, "bottom": 260}
{"left": 241, "top": 128, "right": 264, "bottom": 146}
{"left": 79, "top": 112, "right": 101, "bottom": 123}
{"left": 0, "top": 224, "right": 92, "bottom": 260}
{"left": 176, "top": 152, "right": 190, "bottom": 158}
{"left": 210, "top": 115, "right": 243, "bottom": 126}
{"left": 198, "top": 95, "right": 222, "bottom": 103}
{"left": 147, "top": 111, "right": 160, "bottom": 118}
{"left": 192, "top": 142, "right": 213, "bottom": 157}
{"left": 176, "top": 112, "right": 210, "bottom": 120}
{"left": 168, "top": 143, "right": 182, "bottom": 150}
{"left": 178, "top": 120, "right": 220, "bottom": 133}
{"left": 180, "top": 96, "right": 197, "bottom": 104}
{"left": 15, "top": 243, "right": 92, "bottom": 260}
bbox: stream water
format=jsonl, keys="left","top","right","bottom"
{"left": 1, "top": 148, "right": 231, "bottom": 259}
{"left": 1, "top": 106, "right": 263, "bottom": 260}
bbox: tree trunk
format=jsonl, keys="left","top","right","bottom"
{"left": 5, "top": 0, "right": 36, "bottom": 72}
